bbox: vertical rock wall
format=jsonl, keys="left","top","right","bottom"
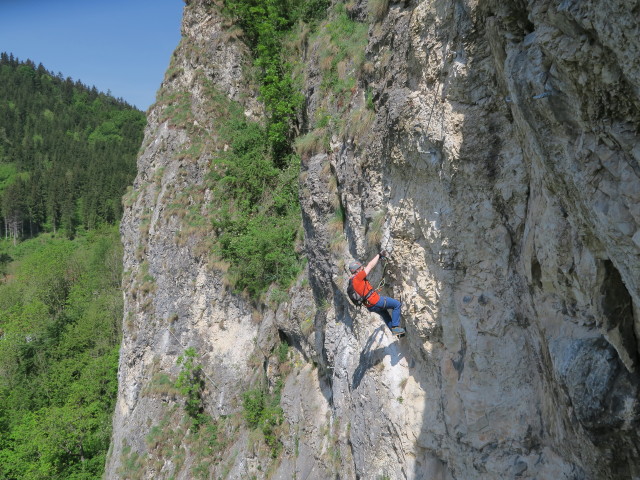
{"left": 107, "top": 0, "right": 640, "bottom": 479}
{"left": 105, "top": 2, "right": 275, "bottom": 477}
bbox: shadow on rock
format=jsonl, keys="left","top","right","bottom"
{"left": 352, "top": 325, "right": 406, "bottom": 390}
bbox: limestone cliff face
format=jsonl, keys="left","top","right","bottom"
{"left": 106, "top": 0, "right": 640, "bottom": 479}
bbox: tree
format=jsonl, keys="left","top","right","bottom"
{"left": 2, "top": 178, "right": 25, "bottom": 244}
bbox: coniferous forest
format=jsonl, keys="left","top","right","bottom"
{"left": 0, "top": 54, "right": 145, "bottom": 479}
{"left": 0, "top": 53, "right": 146, "bottom": 241}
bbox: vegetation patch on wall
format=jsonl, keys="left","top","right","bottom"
{"left": 153, "top": 1, "right": 372, "bottom": 299}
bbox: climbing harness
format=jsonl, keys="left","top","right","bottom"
{"left": 347, "top": 275, "right": 375, "bottom": 307}
{"left": 346, "top": 255, "right": 390, "bottom": 313}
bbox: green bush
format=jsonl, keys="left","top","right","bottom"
{"left": 210, "top": 105, "right": 301, "bottom": 297}
{"left": 242, "top": 384, "right": 284, "bottom": 457}
{"left": 277, "top": 341, "right": 289, "bottom": 363}
{"left": 223, "top": 0, "right": 305, "bottom": 166}
{"left": 175, "top": 347, "right": 205, "bottom": 428}
{"left": 242, "top": 388, "right": 266, "bottom": 429}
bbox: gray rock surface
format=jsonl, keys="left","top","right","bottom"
{"left": 106, "top": 0, "right": 640, "bottom": 478}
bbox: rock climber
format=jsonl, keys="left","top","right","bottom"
{"left": 349, "top": 251, "right": 405, "bottom": 336}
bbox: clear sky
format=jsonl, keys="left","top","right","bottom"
{"left": 0, "top": 0, "right": 184, "bottom": 111}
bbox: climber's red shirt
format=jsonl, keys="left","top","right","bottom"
{"left": 352, "top": 269, "right": 380, "bottom": 306}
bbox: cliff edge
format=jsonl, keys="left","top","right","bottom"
{"left": 106, "top": 0, "right": 640, "bottom": 478}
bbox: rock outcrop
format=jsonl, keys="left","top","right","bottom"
{"left": 106, "top": 0, "right": 640, "bottom": 479}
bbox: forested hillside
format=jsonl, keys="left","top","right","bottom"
{"left": 0, "top": 54, "right": 145, "bottom": 478}
{"left": 0, "top": 228, "right": 123, "bottom": 479}
{"left": 0, "top": 53, "right": 146, "bottom": 241}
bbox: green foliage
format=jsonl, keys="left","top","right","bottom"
{"left": 276, "top": 341, "right": 289, "bottom": 363}
{"left": 214, "top": 119, "right": 278, "bottom": 208}
{"left": 292, "top": 3, "right": 369, "bottom": 151}
{"left": 241, "top": 342, "right": 291, "bottom": 458}
{"left": 0, "top": 226, "right": 123, "bottom": 479}
{"left": 319, "top": 4, "right": 368, "bottom": 97}
{"left": 158, "top": 91, "right": 193, "bottom": 130}
{"left": 216, "top": 210, "right": 301, "bottom": 296}
{"left": 242, "top": 383, "right": 284, "bottom": 457}
{"left": 223, "top": 0, "right": 307, "bottom": 165}
{"left": 119, "top": 443, "right": 145, "bottom": 480}
{"left": 190, "top": 419, "right": 223, "bottom": 478}
{"left": 293, "top": 0, "right": 331, "bottom": 23}
{"left": 0, "top": 53, "right": 145, "bottom": 240}
{"left": 175, "top": 347, "right": 205, "bottom": 429}
{"left": 209, "top": 93, "right": 302, "bottom": 297}
{"left": 203, "top": 0, "right": 344, "bottom": 299}
{"left": 142, "top": 407, "right": 233, "bottom": 479}
{"left": 0, "top": 252, "right": 11, "bottom": 276}
{"left": 242, "top": 388, "right": 266, "bottom": 429}
{"left": 0, "top": 164, "right": 18, "bottom": 191}
{"left": 366, "top": 87, "right": 375, "bottom": 110}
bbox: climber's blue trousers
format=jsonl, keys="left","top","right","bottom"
{"left": 367, "top": 296, "right": 401, "bottom": 329}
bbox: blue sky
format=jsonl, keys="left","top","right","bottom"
{"left": 0, "top": 0, "right": 184, "bottom": 111}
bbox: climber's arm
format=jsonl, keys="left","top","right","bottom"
{"left": 363, "top": 254, "right": 381, "bottom": 276}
